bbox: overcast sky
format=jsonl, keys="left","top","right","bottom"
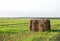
{"left": 0, "top": 0, "right": 60, "bottom": 17}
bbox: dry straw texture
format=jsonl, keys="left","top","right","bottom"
{"left": 29, "top": 19, "right": 51, "bottom": 32}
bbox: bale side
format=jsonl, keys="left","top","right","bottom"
{"left": 29, "top": 19, "right": 51, "bottom": 32}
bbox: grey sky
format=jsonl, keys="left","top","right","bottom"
{"left": 0, "top": 0, "right": 60, "bottom": 17}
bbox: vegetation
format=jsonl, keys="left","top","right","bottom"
{"left": 0, "top": 18, "right": 60, "bottom": 41}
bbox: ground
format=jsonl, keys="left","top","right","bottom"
{"left": 0, "top": 18, "right": 60, "bottom": 41}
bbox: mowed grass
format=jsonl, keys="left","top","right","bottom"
{"left": 0, "top": 18, "right": 60, "bottom": 41}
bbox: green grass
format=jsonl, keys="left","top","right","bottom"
{"left": 0, "top": 18, "right": 60, "bottom": 41}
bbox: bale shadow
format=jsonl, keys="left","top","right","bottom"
{"left": 51, "top": 29, "right": 60, "bottom": 32}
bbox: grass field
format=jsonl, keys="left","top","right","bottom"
{"left": 0, "top": 18, "right": 60, "bottom": 41}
